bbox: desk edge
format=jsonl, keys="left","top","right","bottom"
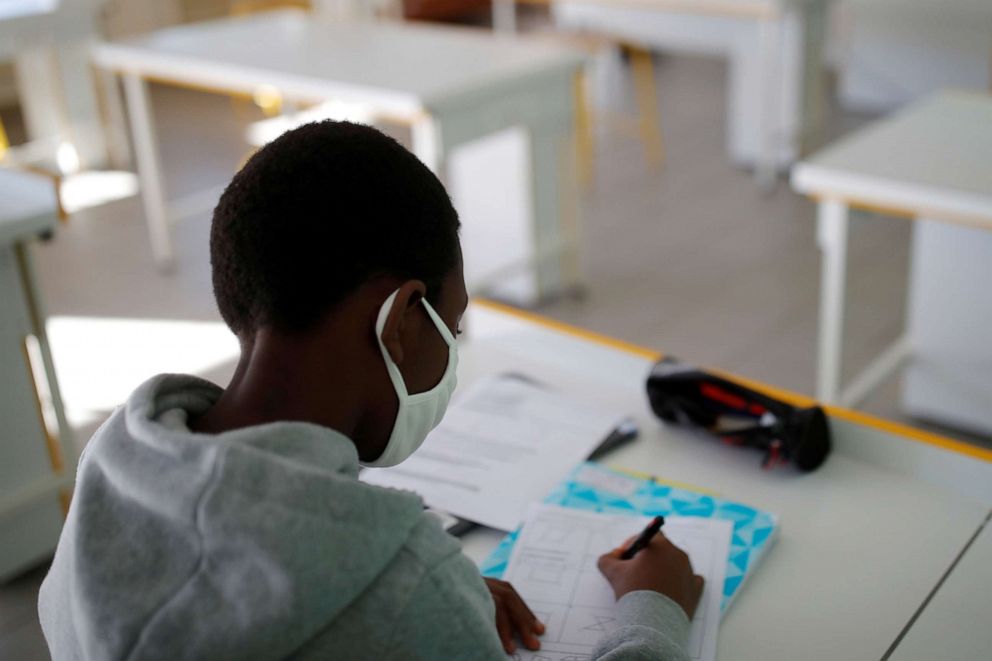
{"left": 473, "top": 298, "right": 992, "bottom": 464}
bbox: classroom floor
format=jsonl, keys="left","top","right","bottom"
{"left": 2, "top": 49, "right": 988, "bottom": 658}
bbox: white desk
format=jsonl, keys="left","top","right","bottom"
{"left": 0, "top": 0, "right": 108, "bottom": 169}
{"left": 457, "top": 300, "right": 992, "bottom": 660}
{"left": 889, "top": 513, "right": 992, "bottom": 660}
{"left": 0, "top": 170, "right": 75, "bottom": 581}
{"left": 791, "top": 92, "right": 992, "bottom": 434}
{"left": 837, "top": 0, "right": 992, "bottom": 114}
{"left": 92, "top": 10, "right": 586, "bottom": 302}
{"left": 495, "top": 0, "right": 831, "bottom": 184}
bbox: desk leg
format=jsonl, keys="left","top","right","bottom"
{"left": 15, "top": 41, "right": 106, "bottom": 171}
{"left": 121, "top": 73, "right": 174, "bottom": 269}
{"left": 799, "top": 0, "right": 828, "bottom": 157}
{"left": 528, "top": 121, "right": 581, "bottom": 299}
{"left": 755, "top": 17, "right": 782, "bottom": 189}
{"left": 410, "top": 115, "right": 442, "bottom": 175}
{"left": 492, "top": 0, "right": 517, "bottom": 34}
{"left": 95, "top": 66, "right": 133, "bottom": 170}
{"left": 13, "top": 243, "right": 76, "bottom": 499}
{"left": 816, "top": 199, "right": 849, "bottom": 403}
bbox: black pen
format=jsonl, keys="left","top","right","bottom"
{"left": 620, "top": 516, "right": 665, "bottom": 560}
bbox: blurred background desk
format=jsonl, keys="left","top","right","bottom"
{"left": 458, "top": 300, "right": 992, "bottom": 660}
{"left": 792, "top": 92, "right": 992, "bottom": 436}
{"left": 836, "top": 0, "right": 992, "bottom": 114}
{"left": 93, "top": 9, "right": 586, "bottom": 303}
{"left": 492, "top": 0, "right": 832, "bottom": 184}
{"left": 0, "top": 170, "right": 74, "bottom": 582}
{"left": 0, "top": 0, "right": 107, "bottom": 171}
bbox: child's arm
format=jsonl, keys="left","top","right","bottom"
{"left": 383, "top": 547, "right": 507, "bottom": 660}
{"left": 593, "top": 591, "right": 693, "bottom": 660}
{"left": 592, "top": 532, "right": 704, "bottom": 660}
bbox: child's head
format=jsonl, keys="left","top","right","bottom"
{"left": 210, "top": 120, "right": 462, "bottom": 339}
{"left": 206, "top": 121, "right": 467, "bottom": 462}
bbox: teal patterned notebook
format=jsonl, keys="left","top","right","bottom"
{"left": 479, "top": 462, "right": 779, "bottom": 614}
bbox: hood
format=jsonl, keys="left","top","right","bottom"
{"left": 40, "top": 373, "right": 425, "bottom": 660}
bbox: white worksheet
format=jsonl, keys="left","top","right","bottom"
{"left": 361, "top": 376, "right": 623, "bottom": 531}
{"left": 504, "top": 505, "right": 732, "bottom": 661}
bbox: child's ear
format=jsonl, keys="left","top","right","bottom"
{"left": 380, "top": 280, "right": 427, "bottom": 365}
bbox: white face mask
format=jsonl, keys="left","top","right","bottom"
{"left": 362, "top": 289, "right": 458, "bottom": 467}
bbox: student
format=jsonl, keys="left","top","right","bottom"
{"left": 39, "top": 121, "right": 703, "bottom": 659}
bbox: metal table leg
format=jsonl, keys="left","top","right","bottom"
{"left": 121, "top": 73, "right": 174, "bottom": 269}
{"left": 816, "top": 198, "right": 849, "bottom": 403}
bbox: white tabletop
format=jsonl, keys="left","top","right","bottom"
{"left": 92, "top": 10, "right": 585, "bottom": 116}
{"left": 791, "top": 91, "right": 992, "bottom": 225}
{"left": 0, "top": 0, "right": 88, "bottom": 58}
{"left": 0, "top": 170, "right": 58, "bottom": 245}
{"left": 547, "top": 0, "right": 779, "bottom": 19}
{"left": 457, "top": 301, "right": 992, "bottom": 661}
{"left": 889, "top": 514, "right": 992, "bottom": 660}
{"left": 0, "top": 0, "right": 57, "bottom": 21}
{"left": 844, "top": 0, "right": 992, "bottom": 15}
{"left": 543, "top": 0, "right": 830, "bottom": 20}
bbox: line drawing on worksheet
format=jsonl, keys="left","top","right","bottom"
{"left": 504, "top": 504, "right": 731, "bottom": 661}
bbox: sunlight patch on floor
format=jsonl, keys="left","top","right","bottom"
{"left": 46, "top": 316, "right": 239, "bottom": 429}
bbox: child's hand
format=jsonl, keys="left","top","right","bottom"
{"left": 483, "top": 577, "right": 546, "bottom": 654}
{"left": 597, "top": 533, "right": 705, "bottom": 619}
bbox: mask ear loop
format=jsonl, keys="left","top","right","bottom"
{"left": 420, "top": 297, "right": 456, "bottom": 347}
{"left": 418, "top": 298, "right": 458, "bottom": 393}
{"left": 375, "top": 289, "right": 410, "bottom": 397}
{"left": 376, "top": 291, "right": 457, "bottom": 399}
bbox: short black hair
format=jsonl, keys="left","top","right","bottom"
{"left": 210, "top": 121, "right": 460, "bottom": 336}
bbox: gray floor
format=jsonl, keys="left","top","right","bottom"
{"left": 2, "top": 51, "right": 986, "bottom": 658}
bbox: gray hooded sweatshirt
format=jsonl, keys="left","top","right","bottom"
{"left": 39, "top": 374, "right": 690, "bottom": 660}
